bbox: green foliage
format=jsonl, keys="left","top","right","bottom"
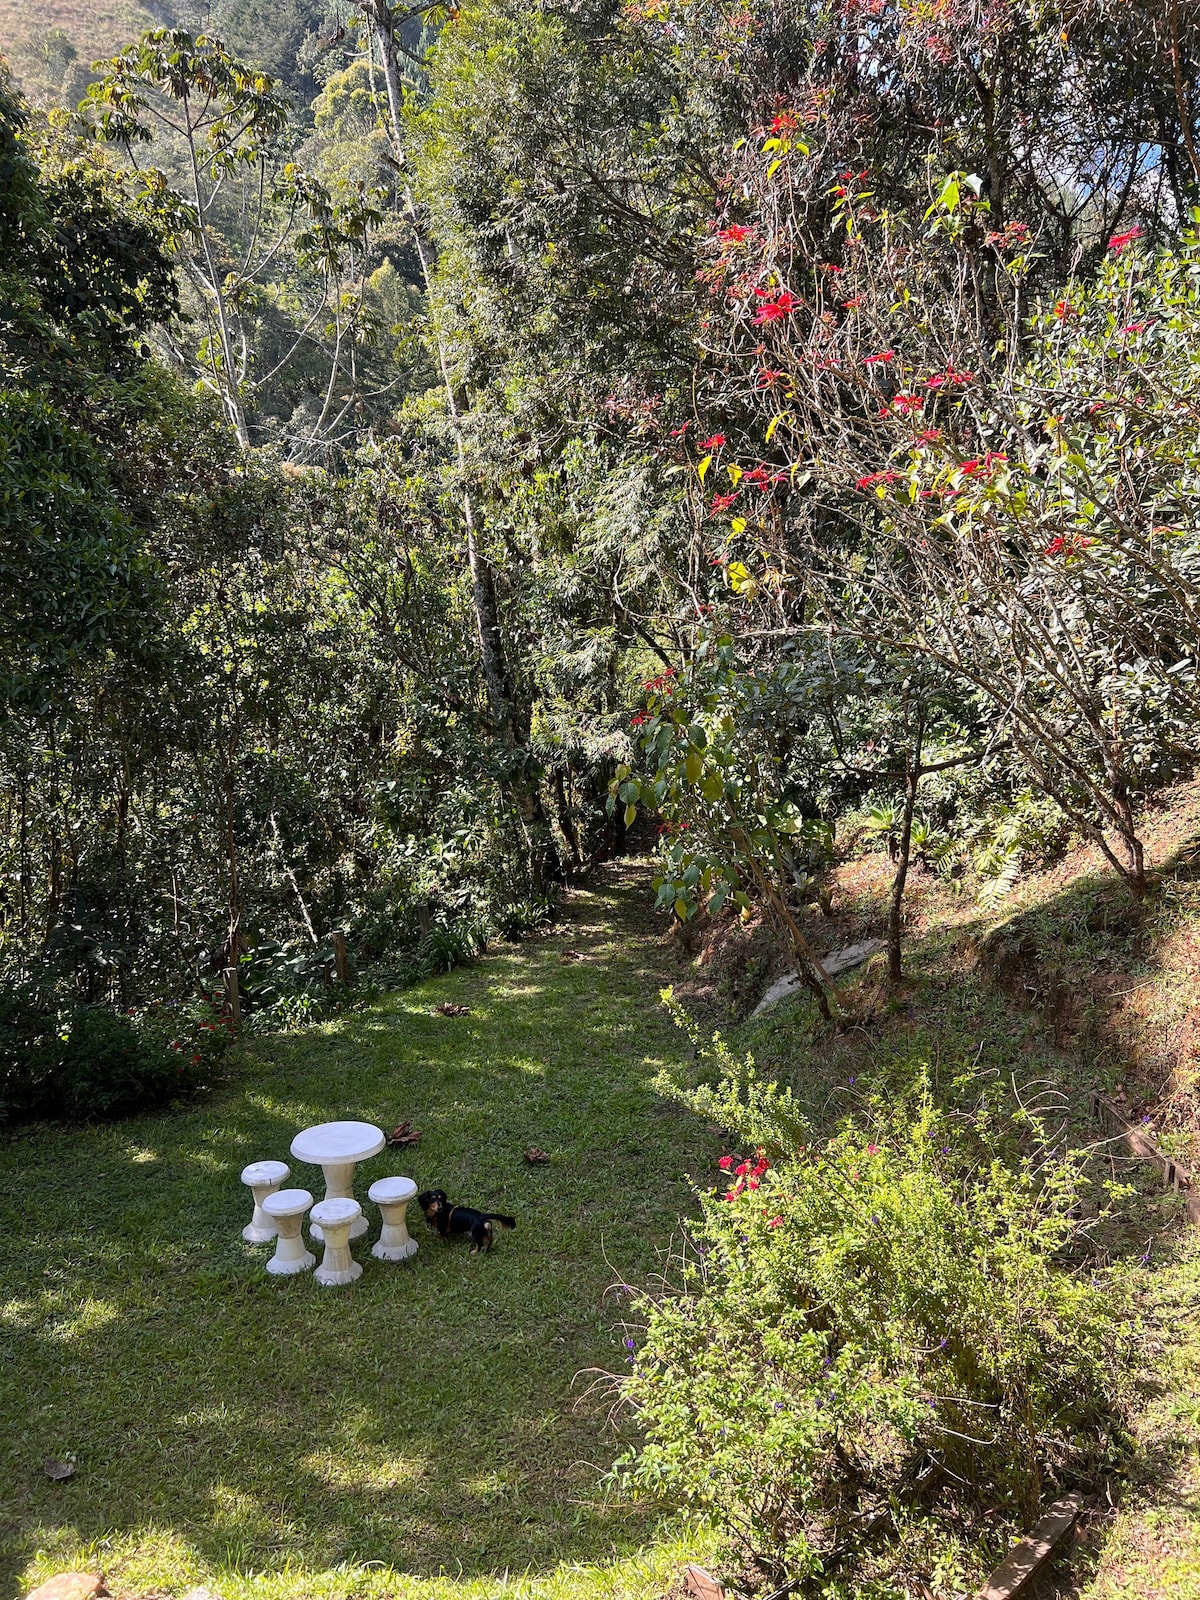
{"left": 618, "top": 1014, "right": 1133, "bottom": 1588}
{"left": 0, "top": 988, "right": 225, "bottom": 1121}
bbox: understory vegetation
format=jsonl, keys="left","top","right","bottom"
{"left": 4, "top": 0, "right": 1200, "bottom": 1593}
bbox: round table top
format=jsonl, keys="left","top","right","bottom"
{"left": 262, "top": 1187, "right": 313, "bottom": 1216}
{"left": 368, "top": 1175, "right": 417, "bottom": 1202}
{"left": 291, "top": 1120, "right": 385, "bottom": 1165}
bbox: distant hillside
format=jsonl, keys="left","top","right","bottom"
{"left": 0, "top": 0, "right": 162, "bottom": 77}
{"left": 0, "top": 0, "right": 325, "bottom": 106}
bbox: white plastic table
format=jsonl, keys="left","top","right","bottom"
{"left": 290, "top": 1120, "right": 384, "bottom": 1240}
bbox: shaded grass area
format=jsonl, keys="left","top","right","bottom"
{"left": 0, "top": 865, "right": 715, "bottom": 1600}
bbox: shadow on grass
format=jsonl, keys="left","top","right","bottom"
{"left": 0, "top": 866, "right": 710, "bottom": 1594}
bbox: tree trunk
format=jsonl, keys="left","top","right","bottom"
{"left": 364, "top": 0, "right": 546, "bottom": 884}
{"left": 887, "top": 764, "right": 919, "bottom": 987}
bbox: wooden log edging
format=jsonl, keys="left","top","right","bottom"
{"left": 1091, "top": 1090, "right": 1200, "bottom": 1222}
{"left": 974, "top": 1491, "right": 1083, "bottom": 1600}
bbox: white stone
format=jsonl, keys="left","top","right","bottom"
{"left": 311, "top": 1197, "right": 364, "bottom": 1286}
{"left": 240, "top": 1159, "right": 290, "bottom": 1242}
{"left": 750, "top": 940, "right": 888, "bottom": 1017}
{"left": 262, "top": 1187, "right": 315, "bottom": 1275}
{"left": 290, "top": 1120, "right": 384, "bottom": 1240}
{"left": 369, "top": 1175, "right": 419, "bottom": 1262}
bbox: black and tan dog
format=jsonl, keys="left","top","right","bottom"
{"left": 417, "top": 1188, "right": 517, "bottom": 1254}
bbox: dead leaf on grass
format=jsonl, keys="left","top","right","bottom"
{"left": 44, "top": 1458, "right": 76, "bottom": 1480}
{"left": 560, "top": 949, "right": 584, "bottom": 964}
{"left": 434, "top": 1001, "right": 470, "bottom": 1016}
{"left": 386, "top": 1120, "right": 421, "bottom": 1147}
{"left": 523, "top": 1147, "right": 551, "bottom": 1164}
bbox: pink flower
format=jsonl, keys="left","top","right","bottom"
{"left": 719, "top": 1155, "right": 733, "bottom": 1170}
{"left": 925, "top": 367, "right": 973, "bottom": 387}
{"left": 866, "top": 1143, "right": 880, "bottom": 1155}
{"left": 669, "top": 421, "right": 691, "bottom": 437}
{"left": 768, "top": 1215, "right": 783, "bottom": 1227}
{"left": 1122, "top": 321, "right": 1150, "bottom": 334}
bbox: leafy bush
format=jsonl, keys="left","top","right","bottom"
{"left": 612, "top": 1001, "right": 1132, "bottom": 1591}
{"left": 0, "top": 989, "right": 224, "bottom": 1121}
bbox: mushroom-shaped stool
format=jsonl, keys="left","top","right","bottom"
{"left": 369, "top": 1176, "right": 419, "bottom": 1262}
{"left": 262, "top": 1188, "right": 316, "bottom": 1276}
{"left": 311, "top": 1198, "right": 364, "bottom": 1286}
{"left": 241, "top": 1159, "right": 290, "bottom": 1242}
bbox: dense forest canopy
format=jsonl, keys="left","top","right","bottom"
{"left": 3, "top": 0, "right": 1200, "bottom": 1028}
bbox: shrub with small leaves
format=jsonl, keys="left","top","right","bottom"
{"left": 614, "top": 1011, "right": 1133, "bottom": 1590}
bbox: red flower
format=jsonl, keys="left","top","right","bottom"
{"left": 757, "top": 368, "right": 786, "bottom": 387}
{"left": 698, "top": 433, "right": 727, "bottom": 449}
{"left": 630, "top": 712, "right": 649, "bottom": 726}
{"left": 717, "top": 224, "right": 753, "bottom": 246}
{"left": 863, "top": 350, "right": 894, "bottom": 365}
{"left": 842, "top": 296, "right": 863, "bottom": 308}
{"left": 857, "top": 470, "right": 898, "bottom": 488}
{"left": 735, "top": 1161, "right": 749, "bottom": 1176}
{"left": 1044, "top": 535, "right": 1066, "bottom": 555}
{"left": 669, "top": 421, "right": 691, "bottom": 437}
{"left": 752, "top": 290, "right": 800, "bottom": 324}
{"left": 710, "top": 491, "right": 740, "bottom": 515}
{"left": 769, "top": 110, "right": 799, "bottom": 133}
{"left": 916, "top": 428, "right": 942, "bottom": 444}
{"left": 719, "top": 1154, "right": 733, "bottom": 1169}
{"left": 1108, "top": 225, "right": 1143, "bottom": 252}
{"left": 1122, "top": 320, "right": 1150, "bottom": 334}
{"left": 1053, "top": 300, "right": 1075, "bottom": 319}
{"left": 890, "top": 392, "right": 923, "bottom": 414}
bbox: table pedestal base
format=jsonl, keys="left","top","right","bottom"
{"left": 311, "top": 1161, "right": 370, "bottom": 1240}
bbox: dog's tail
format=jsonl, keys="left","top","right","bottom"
{"left": 483, "top": 1212, "right": 517, "bottom": 1230}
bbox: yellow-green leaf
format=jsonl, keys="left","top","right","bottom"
{"left": 685, "top": 750, "right": 703, "bottom": 784}
{"left": 697, "top": 454, "right": 712, "bottom": 485}
{"left": 624, "top": 803, "right": 637, "bottom": 827}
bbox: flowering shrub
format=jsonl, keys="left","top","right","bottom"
{"left": 0, "top": 989, "right": 225, "bottom": 1121}
{"left": 613, "top": 1016, "right": 1131, "bottom": 1588}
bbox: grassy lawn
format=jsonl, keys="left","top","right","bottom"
{"left": 0, "top": 865, "right": 716, "bottom": 1600}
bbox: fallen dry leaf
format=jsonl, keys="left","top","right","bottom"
{"left": 44, "top": 1458, "right": 76, "bottom": 1481}
{"left": 523, "top": 1147, "right": 551, "bottom": 1164}
{"left": 386, "top": 1120, "right": 421, "bottom": 1147}
{"left": 435, "top": 1001, "right": 470, "bottom": 1016}
{"left": 559, "top": 949, "right": 584, "bottom": 964}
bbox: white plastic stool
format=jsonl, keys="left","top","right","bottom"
{"left": 369, "top": 1176, "right": 419, "bottom": 1262}
{"left": 262, "top": 1188, "right": 315, "bottom": 1276}
{"left": 241, "top": 1159, "right": 290, "bottom": 1242}
{"left": 311, "top": 1198, "right": 363, "bottom": 1286}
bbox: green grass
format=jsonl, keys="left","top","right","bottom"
{"left": 0, "top": 866, "right": 717, "bottom": 1600}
